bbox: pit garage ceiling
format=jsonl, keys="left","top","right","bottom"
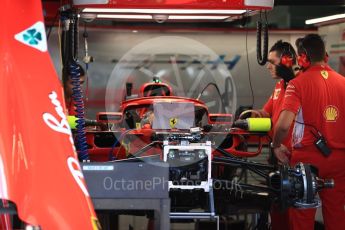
{"left": 42, "top": 0, "right": 345, "bottom": 29}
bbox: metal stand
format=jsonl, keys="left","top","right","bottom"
{"left": 170, "top": 185, "right": 219, "bottom": 230}
{"left": 93, "top": 198, "right": 170, "bottom": 230}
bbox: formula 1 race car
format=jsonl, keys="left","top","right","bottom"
{"left": 74, "top": 79, "right": 333, "bottom": 227}
{"left": 55, "top": 2, "right": 332, "bottom": 228}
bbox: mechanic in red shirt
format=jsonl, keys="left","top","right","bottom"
{"left": 258, "top": 40, "right": 297, "bottom": 152}
{"left": 272, "top": 34, "right": 345, "bottom": 230}
{"left": 63, "top": 63, "right": 86, "bottom": 115}
{"left": 255, "top": 40, "right": 297, "bottom": 230}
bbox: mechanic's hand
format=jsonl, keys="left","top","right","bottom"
{"left": 276, "top": 64, "right": 295, "bottom": 83}
{"left": 273, "top": 144, "right": 291, "bottom": 165}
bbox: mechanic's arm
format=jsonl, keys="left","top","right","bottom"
{"left": 271, "top": 110, "right": 295, "bottom": 164}
{"left": 254, "top": 109, "right": 270, "bottom": 118}
{"left": 256, "top": 93, "right": 273, "bottom": 118}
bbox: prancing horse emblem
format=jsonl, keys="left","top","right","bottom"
{"left": 169, "top": 117, "right": 178, "bottom": 128}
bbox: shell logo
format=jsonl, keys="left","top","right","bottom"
{"left": 324, "top": 105, "right": 339, "bottom": 122}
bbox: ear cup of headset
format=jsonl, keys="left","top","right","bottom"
{"left": 297, "top": 53, "right": 310, "bottom": 69}
{"left": 281, "top": 55, "right": 293, "bottom": 68}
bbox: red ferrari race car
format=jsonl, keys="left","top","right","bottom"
{"left": 70, "top": 79, "right": 333, "bottom": 227}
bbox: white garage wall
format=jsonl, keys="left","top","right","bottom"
{"left": 47, "top": 28, "right": 308, "bottom": 118}
{"left": 319, "top": 22, "right": 345, "bottom": 76}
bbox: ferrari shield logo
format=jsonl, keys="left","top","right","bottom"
{"left": 273, "top": 88, "right": 281, "bottom": 100}
{"left": 169, "top": 117, "right": 178, "bottom": 128}
{"left": 321, "top": 70, "right": 328, "bottom": 79}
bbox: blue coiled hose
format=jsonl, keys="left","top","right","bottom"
{"left": 70, "top": 62, "right": 89, "bottom": 161}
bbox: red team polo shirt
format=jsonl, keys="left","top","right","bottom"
{"left": 283, "top": 65, "right": 345, "bottom": 150}
{"left": 263, "top": 80, "right": 292, "bottom": 149}
{"left": 67, "top": 99, "right": 77, "bottom": 116}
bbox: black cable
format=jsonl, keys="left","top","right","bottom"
{"left": 73, "top": 13, "right": 79, "bottom": 61}
{"left": 83, "top": 22, "right": 90, "bottom": 114}
{"left": 214, "top": 179, "right": 275, "bottom": 194}
{"left": 61, "top": 15, "right": 69, "bottom": 68}
{"left": 69, "top": 14, "right": 76, "bottom": 61}
{"left": 294, "top": 120, "right": 332, "bottom": 156}
{"left": 132, "top": 141, "right": 162, "bottom": 157}
{"left": 247, "top": 168, "right": 266, "bottom": 184}
{"left": 196, "top": 82, "right": 226, "bottom": 113}
{"left": 256, "top": 11, "right": 268, "bottom": 66}
{"left": 83, "top": 22, "right": 89, "bottom": 61}
{"left": 294, "top": 120, "right": 321, "bottom": 138}
{"left": 246, "top": 165, "right": 268, "bottom": 179}
{"left": 245, "top": 10, "right": 255, "bottom": 108}
{"left": 213, "top": 156, "right": 275, "bottom": 171}
{"left": 264, "top": 11, "right": 268, "bottom": 28}
{"left": 108, "top": 129, "right": 135, "bottom": 161}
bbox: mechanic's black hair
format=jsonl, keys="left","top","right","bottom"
{"left": 296, "top": 34, "right": 326, "bottom": 63}
{"left": 62, "top": 62, "right": 85, "bottom": 90}
{"left": 63, "top": 62, "right": 85, "bottom": 79}
{"left": 269, "top": 40, "right": 297, "bottom": 64}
